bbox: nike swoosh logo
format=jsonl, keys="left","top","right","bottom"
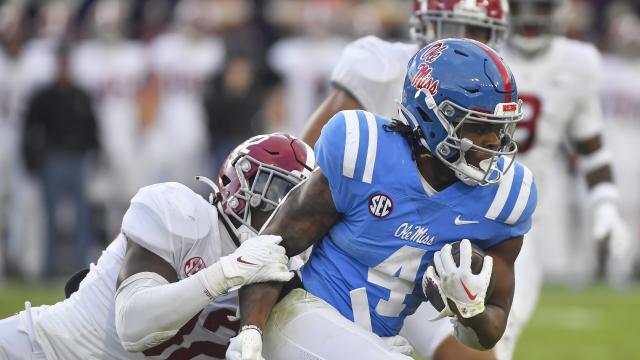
{"left": 454, "top": 215, "right": 479, "bottom": 225}
{"left": 236, "top": 256, "right": 257, "bottom": 265}
{"left": 460, "top": 279, "right": 477, "bottom": 301}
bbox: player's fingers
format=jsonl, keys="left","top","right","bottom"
{"left": 479, "top": 255, "right": 493, "bottom": 281}
{"left": 260, "top": 263, "right": 292, "bottom": 281}
{"left": 265, "top": 235, "right": 283, "bottom": 245}
{"left": 433, "top": 252, "right": 446, "bottom": 278}
{"left": 272, "top": 253, "right": 289, "bottom": 265}
{"left": 226, "top": 338, "right": 241, "bottom": 360}
{"left": 241, "top": 335, "right": 260, "bottom": 360}
{"left": 440, "top": 244, "right": 457, "bottom": 273}
{"left": 271, "top": 270, "right": 295, "bottom": 283}
{"left": 261, "top": 243, "right": 286, "bottom": 259}
{"left": 459, "top": 239, "right": 472, "bottom": 271}
{"left": 426, "top": 265, "right": 440, "bottom": 283}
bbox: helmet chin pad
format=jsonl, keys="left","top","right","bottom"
{"left": 453, "top": 155, "right": 503, "bottom": 186}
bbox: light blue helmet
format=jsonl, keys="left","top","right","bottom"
{"left": 399, "top": 38, "right": 523, "bottom": 186}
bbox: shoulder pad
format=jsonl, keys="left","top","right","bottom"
{"left": 331, "top": 36, "right": 417, "bottom": 118}
{"left": 122, "top": 182, "right": 212, "bottom": 240}
{"left": 483, "top": 161, "right": 537, "bottom": 225}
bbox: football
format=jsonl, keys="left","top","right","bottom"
{"left": 424, "top": 241, "right": 495, "bottom": 313}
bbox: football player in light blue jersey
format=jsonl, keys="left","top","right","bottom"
{"left": 226, "top": 39, "right": 537, "bottom": 360}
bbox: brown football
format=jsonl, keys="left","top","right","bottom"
{"left": 424, "top": 241, "right": 495, "bottom": 313}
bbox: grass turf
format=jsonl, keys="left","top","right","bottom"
{"left": 1, "top": 281, "right": 638, "bottom": 359}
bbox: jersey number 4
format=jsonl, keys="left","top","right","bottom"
{"left": 350, "top": 246, "right": 426, "bottom": 330}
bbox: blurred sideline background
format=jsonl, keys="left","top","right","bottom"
{"left": 0, "top": 0, "right": 638, "bottom": 358}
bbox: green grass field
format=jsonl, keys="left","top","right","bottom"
{"left": 1, "top": 281, "right": 639, "bottom": 359}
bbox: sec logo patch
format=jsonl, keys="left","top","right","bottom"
{"left": 184, "top": 257, "right": 206, "bottom": 277}
{"left": 369, "top": 193, "right": 393, "bottom": 219}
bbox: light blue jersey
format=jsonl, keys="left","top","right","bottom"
{"left": 301, "top": 110, "right": 537, "bottom": 337}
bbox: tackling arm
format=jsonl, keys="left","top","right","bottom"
{"left": 115, "top": 235, "right": 291, "bottom": 352}
{"left": 238, "top": 169, "right": 341, "bottom": 329}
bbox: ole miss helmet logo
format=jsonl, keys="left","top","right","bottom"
{"left": 369, "top": 193, "right": 393, "bottom": 219}
{"left": 184, "top": 257, "right": 206, "bottom": 277}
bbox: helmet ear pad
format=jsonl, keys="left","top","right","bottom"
{"left": 400, "top": 90, "right": 456, "bottom": 160}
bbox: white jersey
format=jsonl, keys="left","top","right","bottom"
{"left": 503, "top": 38, "right": 606, "bottom": 284}
{"left": 330, "top": 35, "right": 418, "bottom": 120}
{"left": 502, "top": 37, "right": 604, "bottom": 187}
{"left": 33, "top": 182, "right": 240, "bottom": 360}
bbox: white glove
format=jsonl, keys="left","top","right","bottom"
{"left": 423, "top": 266, "right": 455, "bottom": 320}
{"left": 593, "top": 200, "right": 635, "bottom": 285}
{"left": 218, "top": 235, "right": 293, "bottom": 292}
{"left": 429, "top": 240, "right": 493, "bottom": 318}
{"left": 381, "top": 335, "right": 414, "bottom": 356}
{"left": 226, "top": 326, "right": 264, "bottom": 360}
{"left": 593, "top": 201, "right": 632, "bottom": 258}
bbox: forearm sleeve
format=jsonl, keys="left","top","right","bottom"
{"left": 115, "top": 263, "right": 228, "bottom": 352}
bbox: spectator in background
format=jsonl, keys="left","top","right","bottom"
{"left": 22, "top": 43, "right": 99, "bottom": 277}
{"left": 144, "top": 0, "right": 225, "bottom": 186}
{"left": 0, "top": 1, "right": 57, "bottom": 280}
{"left": 266, "top": 0, "right": 349, "bottom": 136}
{"left": 204, "top": 30, "right": 279, "bottom": 173}
{"left": 71, "top": 0, "right": 148, "bottom": 243}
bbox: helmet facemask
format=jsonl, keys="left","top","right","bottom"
{"left": 227, "top": 155, "right": 300, "bottom": 225}
{"left": 400, "top": 88, "right": 522, "bottom": 186}
{"left": 219, "top": 154, "right": 302, "bottom": 241}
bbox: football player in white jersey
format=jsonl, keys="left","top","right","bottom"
{"left": 503, "top": 0, "right": 632, "bottom": 286}
{"left": 300, "top": 1, "right": 518, "bottom": 359}
{"left": 0, "top": 133, "right": 316, "bottom": 360}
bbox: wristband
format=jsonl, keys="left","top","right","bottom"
{"left": 241, "top": 325, "right": 263, "bottom": 337}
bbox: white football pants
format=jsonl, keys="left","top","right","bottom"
{"left": 262, "top": 288, "right": 412, "bottom": 360}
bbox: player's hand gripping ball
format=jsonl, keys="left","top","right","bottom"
{"left": 423, "top": 240, "right": 495, "bottom": 318}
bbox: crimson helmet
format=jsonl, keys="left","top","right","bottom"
{"left": 410, "top": 0, "right": 510, "bottom": 49}
{"left": 198, "top": 133, "right": 315, "bottom": 242}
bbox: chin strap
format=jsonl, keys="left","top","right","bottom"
{"left": 195, "top": 175, "right": 244, "bottom": 247}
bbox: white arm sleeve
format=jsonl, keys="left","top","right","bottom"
{"left": 115, "top": 264, "right": 229, "bottom": 352}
